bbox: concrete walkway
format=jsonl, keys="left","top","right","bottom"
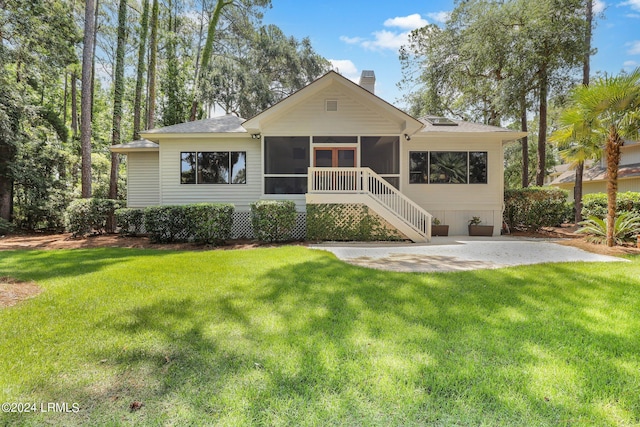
{"left": 310, "top": 236, "right": 626, "bottom": 273}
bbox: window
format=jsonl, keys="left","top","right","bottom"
{"left": 469, "top": 152, "right": 488, "bottom": 184}
{"left": 409, "top": 152, "right": 428, "bottom": 184}
{"left": 430, "top": 152, "right": 468, "bottom": 184}
{"left": 312, "top": 136, "right": 357, "bottom": 144}
{"left": 409, "top": 151, "right": 488, "bottom": 184}
{"left": 180, "top": 151, "right": 246, "bottom": 184}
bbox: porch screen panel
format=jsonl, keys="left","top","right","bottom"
{"left": 264, "top": 136, "right": 309, "bottom": 194}
{"left": 361, "top": 137, "right": 399, "bottom": 174}
{"left": 264, "top": 137, "right": 309, "bottom": 174}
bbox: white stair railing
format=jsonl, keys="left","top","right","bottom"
{"left": 308, "top": 167, "right": 432, "bottom": 239}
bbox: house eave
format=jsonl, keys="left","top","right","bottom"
{"left": 138, "top": 132, "right": 251, "bottom": 143}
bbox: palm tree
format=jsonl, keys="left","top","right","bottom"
{"left": 549, "top": 105, "right": 602, "bottom": 223}
{"left": 570, "top": 68, "right": 640, "bottom": 246}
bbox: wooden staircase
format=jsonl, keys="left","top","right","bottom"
{"left": 306, "top": 167, "right": 432, "bottom": 242}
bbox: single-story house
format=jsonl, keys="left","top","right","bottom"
{"left": 111, "top": 70, "right": 525, "bottom": 242}
{"left": 550, "top": 140, "right": 640, "bottom": 200}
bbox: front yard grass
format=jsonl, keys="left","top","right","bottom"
{"left": 0, "top": 246, "right": 639, "bottom": 426}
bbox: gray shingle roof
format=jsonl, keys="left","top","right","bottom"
{"left": 551, "top": 162, "right": 640, "bottom": 185}
{"left": 142, "top": 114, "right": 247, "bottom": 134}
{"left": 110, "top": 139, "right": 159, "bottom": 152}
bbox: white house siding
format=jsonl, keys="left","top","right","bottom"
{"left": 560, "top": 179, "right": 640, "bottom": 202}
{"left": 260, "top": 86, "right": 405, "bottom": 135}
{"left": 401, "top": 135, "right": 505, "bottom": 236}
{"left": 159, "top": 137, "right": 261, "bottom": 211}
{"left": 126, "top": 152, "right": 160, "bottom": 208}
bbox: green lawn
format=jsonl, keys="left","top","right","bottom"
{"left": 0, "top": 247, "right": 639, "bottom": 426}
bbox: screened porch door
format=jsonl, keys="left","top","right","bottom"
{"left": 313, "top": 147, "right": 356, "bottom": 167}
{"left": 312, "top": 147, "right": 357, "bottom": 192}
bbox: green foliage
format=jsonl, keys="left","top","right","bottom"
{"left": 504, "top": 187, "right": 571, "bottom": 231}
{"left": 65, "top": 198, "right": 121, "bottom": 237}
{"left": 0, "top": 218, "right": 14, "bottom": 235}
{"left": 577, "top": 212, "right": 640, "bottom": 245}
{"left": 250, "top": 200, "right": 297, "bottom": 242}
{"left": 468, "top": 216, "right": 483, "bottom": 226}
{"left": 12, "top": 138, "right": 77, "bottom": 231}
{"left": 114, "top": 208, "right": 145, "bottom": 236}
{"left": 143, "top": 203, "right": 234, "bottom": 244}
{"left": 582, "top": 192, "right": 640, "bottom": 219}
{"left": 306, "top": 204, "right": 403, "bottom": 241}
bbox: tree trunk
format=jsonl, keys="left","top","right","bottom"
{"left": 0, "top": 143, "right": 15, "bottom": 222}
{"left": 71, "top": 71, "right": 78, "bottom": 139}
{"left": 520, "top": 99, "right": 528, "bottom": 188}
{"left": 605, "top": 126, "right": 623, "bottom": 247}
{"left": 90, "top": 0, "right": 100, "bottom": 122}
{"left": 133, "top": 0, "right": 150, "bottom": 140}
{"left": 536, "top": 64, "right": 548, "bottom": 186}
{"left": 190, "top": 0, "right": 232, "bottom": 121}
{"left": 81, "top": 0, "right": 97, "bottom": 198}
{"left": 574, "top": 161, "right": 584, "bottom": 223}
{"left": 146, "top": 0, "right": 159, "bottom": 129}
{"left": 109, "top": 0, "right": 127, "bottom": 203}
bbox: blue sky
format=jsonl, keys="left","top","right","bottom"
{"left": 262, "top": 0, "right": 640, "bottom": 107}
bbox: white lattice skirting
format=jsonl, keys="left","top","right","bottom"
{"left": 231, "top": 211, "right": 307, "bottom": 240}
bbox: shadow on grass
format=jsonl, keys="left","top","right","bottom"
{"left": 0, "top": 248, "right": 174, "bottom": 282}
{"left": 4, "top": 249, "right": 639, "bottom": 425}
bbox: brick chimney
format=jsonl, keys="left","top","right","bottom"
{"left": 359, "top": 70, "right": 375, "bottom": 94}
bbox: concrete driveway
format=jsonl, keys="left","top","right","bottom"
{"left": 310, "top": 236, "right": 626, "bottom": 273}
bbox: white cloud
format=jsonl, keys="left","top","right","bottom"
{"left": 623, "top": 60, "right": 639, "bottom": 68}
{"left": 628, "top": 40, "right": 640, "bottom": 54}
{"left": 593, "top": 0, "right": 606, "bottom": 13}
{"left": 619, "top": 0, "right": 640, "bottom": 11}
{"left": 360, "top": 29, "right": 412, "bottom": 51}
{"left": 427, "top": 11, "right": 451, "bottom": 24}
{"left": 340, "top": 13, "right": 428, "bottom": 52}
{"left": 329, "top": 59, "right": 359, "bottom": 82}
{"left": 383, "top": 13, "right": 428, "bottom": 30}
{"left": 339, "top": 36, "right": 363, "bottom": 45}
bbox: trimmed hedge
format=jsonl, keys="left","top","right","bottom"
{"left": 143, "top": 203, "right": 234, "bottom": 244}
{"left": 115, "top": 208, "right": 145, "bottom": 236}
{"left": 306, "top": 203, "right": 403, "bottom": 241}
{"left": 251, "top": 200, "right": 297, "bottom": 242}
{"left": 504, "top": 187, "right": 571, "bottom": 231}
{"left": 65, "top": 198, "right": 121, "bottom": 236}
{"left": 582, "top": 192, "right": 640, "bottom": 219}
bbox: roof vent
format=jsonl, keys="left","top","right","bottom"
{"left": 426, "top": 117, "right": 458, "bottom": 126}
{"left": 325, "top": 99, "right": 338, "bottom": 112}
{"left": 359, "top": 70, "right": 375, "bottom": 94}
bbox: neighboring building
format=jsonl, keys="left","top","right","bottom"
{"left": 111, "top": 70, "right": 525, "bottom": 241}
{"left": 550, "top": 140, "right": 640, "bottom": 200}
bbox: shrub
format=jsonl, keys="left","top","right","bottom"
{"left": 0, "top": 217, "right": 14, "bottom": 235}
{"left": 251, "top": 200, "right": 297, "bottom": 242}
{"left": 115, "top": 208, "right": 145, "bottom": 236}
{"left": 65, "top": 198, "right": 121, "bottom": 237}
{"left": 582, "top": 192, "right": 640, "bottom": 219}
{"left": 306, "top": 204, "right": 403, "bottom": 241}
{"left": 144, "top": 203, "right": 234, "bottom": 244}
{"left": 576, "top": 212, "right": 640, "bottom": 245}
{"left": 187, "top": 203, "right": 234, "bottom": 244}
{"left": 504, "top": 187, "right": 570, "bottom": 231}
